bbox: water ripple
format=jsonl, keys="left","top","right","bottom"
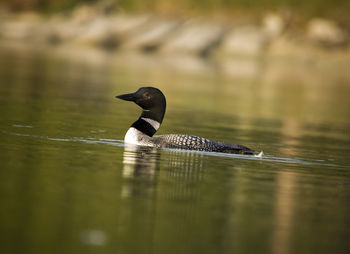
{"left": 2, "top": 130, "right": 349, "bottom": 169}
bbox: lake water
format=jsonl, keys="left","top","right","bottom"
{"left": 1, "top": 44, "right": 350, "bottom": 254}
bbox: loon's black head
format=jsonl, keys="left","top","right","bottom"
{"left": 116, "top": 87, "right": 166, "bottom": 123}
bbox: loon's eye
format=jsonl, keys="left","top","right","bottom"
{"left": 143, "top": 92, "right": 151, "bottom": 99}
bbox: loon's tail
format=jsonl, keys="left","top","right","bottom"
{"left": 254, "top": 151, "right": 264, "bottom": 158}
{"left": 218, "top": 142, "right": 256, "bottom": 155}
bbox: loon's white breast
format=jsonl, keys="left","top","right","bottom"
{"left": 124, "top": 117, "right": 161, "bottom": 146}
{"left": 124, "top": 127, "right": 151, "bottom": 146}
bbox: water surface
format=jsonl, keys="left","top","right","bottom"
{"left": 1, "top": 45, "right": 350, "bottom": 254}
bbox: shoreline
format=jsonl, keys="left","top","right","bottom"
{"left": 1, "top": 3, "right": 349, "bottom": 61}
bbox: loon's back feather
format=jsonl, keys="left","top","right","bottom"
{"left": 151, "top": 134, "right": 255, "bottom": 155}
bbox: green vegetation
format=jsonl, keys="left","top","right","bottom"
{"left": 2, "top": 0, "right": 350, "bottom": 23}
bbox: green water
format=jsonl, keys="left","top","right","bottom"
{"left": 0, "top": 45, "right": 350, "bottom": 254}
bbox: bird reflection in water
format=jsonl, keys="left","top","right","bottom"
{"left": 119, "top": 145, "right": 209, "bottom": 254}
{"left": 123, "top": 144, "right": 160, "bottom": 178}
{"left": 121, "top": 144, "right": 161, "bottom": 198}
{"left": 121, "top": 145, "right": 206, "bottom": 199}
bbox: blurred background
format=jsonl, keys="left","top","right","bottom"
{"left": 1, "top": 0, "right": 350, "bottom": 56}
{"left": 1, "top": 1, "right": 350, "bottom": 254}
{"left": 3, "top": 0, "right": 350, "bottom": 22}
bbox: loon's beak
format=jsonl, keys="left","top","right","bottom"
{"left": 115, "top": 92, "right": 137, "bottom": 102}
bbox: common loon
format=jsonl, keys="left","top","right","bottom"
{"left": 116, "top": 87, "right": 257, "bottom": 155}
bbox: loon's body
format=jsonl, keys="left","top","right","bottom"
{"left": 116, "top": 87, "right": 256, "bottom": 155}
